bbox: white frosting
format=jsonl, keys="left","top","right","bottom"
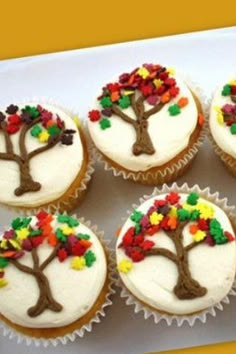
{"left": 116, "top": 194, "right": 236, "bottom": 315}
{"left": 88, "top": 76, "right": 198, "bottom": 172}
{"left": 0, "top": 103, "right": 84, "bottom": 207}
{"left": 0, "top": 217, "right": 107, "bottom": 328}
{"left": 210, "top": 80, "right": 236, "bottom": 158}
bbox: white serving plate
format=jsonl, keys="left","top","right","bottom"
{"left": 0, "top": 26, "right": 236, "bottom": 354}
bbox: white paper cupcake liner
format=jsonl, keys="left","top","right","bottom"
{"left": 116, "top": 182, "right": 236, "bottom": 327}
{"left": 0, "top": 97, "right": 95, "bottom": 215}
{"left": 0, "top": 215, "right": 116, "bottom": 346}
{"left": 91, "top": 74, "right": 208, "bottom": 184}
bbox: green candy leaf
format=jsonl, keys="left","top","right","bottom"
{"left": 11, "top": 217, "right": 31, "bottom": 230}
{"left": 30, "top": 229, "right": 42, "bottom": 237}
{"left": 168, "top": 104, "right": 181, "bottom": 116}
{"left": 22, "top": 105, "right": 40, "bottom": 118}
{"left": 99, "top": 118, "right": 111, "bottom": 130}
{"left": 57, "top": 215, "right": 79, "bottom": 227}
{"left": 100, "top": 96, "right": 112, "bottom": 108}
{"left": 77, "top": 233, "right": 90, "bottom": 240}
{"left": 0, "top": 257, "right": 9, "bottom": 268}
{"left": 187, "top": 192, "right": 199, "bottom": 206}
{"left": 30, "top": 125, "right": 42, "bottom": 137}
{"left": 135, "top": 223, "right": 141, "bottom": 235}
{"left": 190, "top": 209, "right": 200, "bottom": 221}
{"left": 118, "top": 95, "right": 131, "bottom": 109}
{"left": 55, "top": 228, "right": 67, "bottom": 242}
{"left": 177, "top": 208, "right": 191, "bottom": 221}
{"left": 85, "top": 250, "right": 96, "bottom": 267}
{"left": 230, "top": 123, "right": 236, "bottom": 135}
{"left": 48, "top": 125, "right": 61, "bottom": 136}
{"left": 130, "top": 210, "right": 143, "bottom": 223}
{"left": 221, "top": 84, "right": 231, "bottom": 96}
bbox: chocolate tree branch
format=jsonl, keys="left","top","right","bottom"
{"left": 28, "top": 133, "right": 62, "bottom": 160}
{"left": 112, "top": 104, "right": 135, "bottom": 125}
{"left": 19, "top": 117, "right": 41, "bottom": 160}
{"left": 185, "top": 240, "right": 204, "bottom": 252}
{"left": 0, "top": 152, "right": 23, "bottom": 165}
{"left": 136, "top": 96, "right": 145, "bottom": 117}
{"left": 131, "top": 94, "right": 139, "bottom": 118}
{"left": 40, "top": 243, "right": 61, "bottom": 271}
{"left": 145, "top": 247, "right": 178, "bottom": 263}
{"left": 143, "top": 102, "right": 164, "bottom": 119}
{"left": 32, "top": 247, "right": 40, "bottom": 268}
{"left": 0, "top": 122, "right": 14, "bottom": 154}
{"left": 10, "top": 259, "right": 34, "bottom": 274}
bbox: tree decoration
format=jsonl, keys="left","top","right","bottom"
{"left": 0, "top": 212, "right": 96, "bottom": 317}
{"left": 0, "top": 104, "right": 76, "bottom": 196}
{"left": 118, "top": 192, "right": 234, "bottom": 300}
{"left": 88, "top": 64, "right": 190, "bottom": 156}
{"left": 215, "top": 81, "right": 236, "bottom": 133}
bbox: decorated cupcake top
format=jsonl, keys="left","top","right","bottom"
{"left": 0, "top": 103, "right": 84, "bottom": 207}
{"left": 116, "top": 192, "right": 236, "bottom": 315}
{"left": 0, "top": 212, "right": 107, "bottom": 328}
{"left": 210, "top": 79, "right": 236, "bottom": 158}
{"left": 88, "top": 64, "right": 203, "bottom": 171}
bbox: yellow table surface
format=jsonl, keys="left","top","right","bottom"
{"left": 0, "top": 1, "right": 235, "bottom": 353}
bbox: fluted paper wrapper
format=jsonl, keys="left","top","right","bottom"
{"left": 0, "top": 216, "right": 115, "bottom": 346}
{"left": 117, "top": 183, "right": 236, "bottom": 327}
{"left": 0, "top": 97, "right": 95, "bottom": 215}
{"left": 92, "top": 76, "right": 208, "bottom": 185}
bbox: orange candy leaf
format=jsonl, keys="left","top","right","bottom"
{"left": 168, "top": 216, "right": 177, "bottom": 230}
{"left": 177, "top": 97, "right": 189, "bottom": 108}
{"left": 48, "top": 233, "right": 58, "bottom": 246}
{"left": 1, "top": 251, "right": 16, "bottom": 258}
{"left": 111, "top": 91, "right": 120, "bottom": 102}
{"left": 161, "top": 91, "right": 170, "bottom": 103}
{"left": 189, "top": 224, "right": 199, "bottom": 235}
{"left": 79, "top": 239, "right": 92, "bottom": 249}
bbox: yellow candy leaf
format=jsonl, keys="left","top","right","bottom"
{"left": 137, "top": 66, "right": 149, "bottom": 79}
{"left": 16, "top": 227, "right": 30, "bottom": 241}
{"left": 39, "top": 130, "right": 50, "bottom": 143}
{"left": 118, "top": 259, "right": 133, "bottom": 273}
{"left": 229, "top": 79, "right": 236, "bottom": 85}
{"left": 193, "top": 230, "right": 207, "bottom": 242}
{"left": 73, "top": 116, "right": 81, "bottom": 128}
{"left": 0, "top": 278, "right": 8, "bottom": 288}
{"left": 61, "top": 226, "right": 74, "bottom": 236}
{"left": 217, "top": 112, "right": 224, "bottom": 125}
{"left": 123, "top": 90, "right": 134, "bottom": 96}
{"left": 71, "top": 256, "right": 86, "bottom": 270}
{"left": 167, "top": 67, "right": 175, "bottom": 76}
{"left": 149, "top": 212, "right": 164, "bottom": 225}
{"left": 0, "top": 239, "right": 8, "bottom": 249}
{"left": 153, "top": 78, "right": 163, "bottom": 88}
{"left": 195, "top": 203, "right": 214, "bottom": 220}
{"left": 9, "top": 239, "right": 21, "bottom": 250}
{"left": 168, "top": 206, "right": 177, "bottom": 217}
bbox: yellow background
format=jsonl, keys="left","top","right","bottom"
{"left": 0, "top": 1, "right": 235, "bottom": 353}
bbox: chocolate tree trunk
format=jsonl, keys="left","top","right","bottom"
{"left": 174, "top": 252, "right": 207, "bottom": 300}
{"left": 27, "top": 270, "right": 62, "bottom": 317}
{"left": 132, "top": 120, "right": 155, "bottom": 156}
{"left": 15, "top": 161, "right": 41, "bottom": 196}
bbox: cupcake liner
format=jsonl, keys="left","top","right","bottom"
{"left": 116, "top": 182, "right": 236, "bottom": 327}
{"left": 0, "top": 97, "right": 95, "bottom": 214}
{"left": 91, "top": 75, "right": 208, "bottom": 185}
{"left": 0, "top": 215, "right": 116, "bottom": 346}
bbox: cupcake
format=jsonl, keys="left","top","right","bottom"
{"left": 0, "top": 102, "right": 93, "bottom": 213}
{"left": 209, "top": 78, "right": 236, "bottom": 176}
{"left": 116, "top": 184, "right": 236, "bottom": 324}
{"left": 88, "top": 64, "right": 205, "bottom": 185}
{"left": 0, "top": 211, "right": 113, "bottom": 342}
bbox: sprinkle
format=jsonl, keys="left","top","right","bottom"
{"left": 160, "top": 91, "right": 170, "bottom": 103}
{"left": 61, "top": 226, "right": 74, "bottom": 236}
{"left": 190, "top": 210, "right": 200, "bottom": 221}
{"left": 8, "top": 114, "right": 21, "bottom": 125}
{"left": 187, "top": 192, "right": 199, "bottom": 205}
{"left": 149, "top": 212, "right": 164, "bottom": 225}
{"left": 153, "top": 79, "right": 163, "bottom": 88}
{"left": 111, "top": 91, "right": 120, "bottom": 102}
{"left": 3, "top": 229, "right": 14, "bottom": 240}
{"left": 118, "top": 95, "right": 131, "bottom": 109}
{"left": 22, "top": 238, "right": 33, "bottom": 251}
{"left": 16, "top": 227, "right": 30, "bottom": 240}
{"left": 101, "top": 108, "right": 112, "bottom": 117}
{"left": 130, "top": 210, "right": 143, "bottom": 223}
{"left": 38, "top": 130, "right": 50, "bottom": 143}
{"left": 0, "top": 240, "right": 8, "bottom": 249}
{"left": 230, "top": 124, "right": 236, "bottom": 135}
{"left": 22, "top": 105, "right": 40, "bottom": 118}
{"left": 57, "top": 248, "right": 68, "bottom": 262}
{"left": 6, "top": 104, "right": 18, "bottom": 114}
{"left": 221, "top": 84, "right": 231, "bottom": 96}
{"left": 168, "top": 104, "right": 181, "bottom": 116}
{"left": 168, "top": 216, "right": 177, "bottom": 230}
{"left": 118, "top": 259, "right": 133, "bottom": 273}
{"left": 88, "top": 110, "right": 101, "bottom": 122}
{"left": 84, "top": 250, "right": 96, "bottom": 267}
{"left": 224, "top": 231, "right": 235, "bottom": 241}
{"left": 129, "top": 249, "right": 144, "bottom": 262}
{"left": 72, "top": 242, "right": 86, "bottom": 256}
{"left": 100, "top": 96, "right": 113, "bottom": 108}
{"left": 123, "top": 90, "right": 134, "bottom": 96}
{"left": 169, "top": 86, "right": 180, "bottom": 97}
{"left": 193, "top": 230, "right": 207, "bottom": 242}
{"left": 0, "top": 278, "right": 8, "bottom": 288}
{"left": 56, "top": 228, "right": 67, "bottom": 242}
{"left": 166, "top": 192, "right": 180, "bottom": 204}
{"left": 48, "top": 125, "right": 61, "bottom": 136}
{"left": 147, "top": 95, "right": 160, "bottom": 106}
{"left": 168, "top": 206, "right": 177, "bottom": 217}
{"left": 222, "top": 104, "right": 235, "bottom": 114}
{"left": 99, "top": 118, "right": 111, "bottom": 130}
{"left": 71, "top": 256, "right": 86, "bottom": 270}
{"left": 0, "top": 257, "right": 8, "bottom": 268}
{"left": 189, "top": 224, "right": 199, "bottom": 235}
{"left": 61, "top": 134, "right": 73, "bottom": 145}
{"left": 140, "top": 240, "right": 155, "bottom": 251}
{"left": 196, "top": 203, "right": 214, "bottom": 220}
{"left": 177, "top": 97, "right": 188, "bottom": 108}
{"left": 31, "top": 125, "right": 42, "bottom": 137}
{"left": 77, "top": 233, "right": 90, "bottom": 240}
{"left": 177, "top": 208, "right": 191, "bottom": 221}
{"left": 6, "top": 124, "right": 20, "bottom": 134}
{"left": 137, "top": 66, "right": 149, "bottom": 79}
{"left": 9, "top": 239, "right": 21, "bottom": 250}
{"left": 167, "top": 67, "right": 175, "bottom": 76}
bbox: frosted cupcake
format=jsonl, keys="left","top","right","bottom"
{"left": 0, "top": 102, "right": 93, "bottom": 212}
{"left": 88, "top": 64, "right": 205, "bottom": 184}
{"left": 0, "top": 212, "right": 112, "bottom": 342}
{"left": 116, "top": 186, "right": 236, "bottom": 322}
{"left": 209, "top": 78, "right": 236, "bottom": 176}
